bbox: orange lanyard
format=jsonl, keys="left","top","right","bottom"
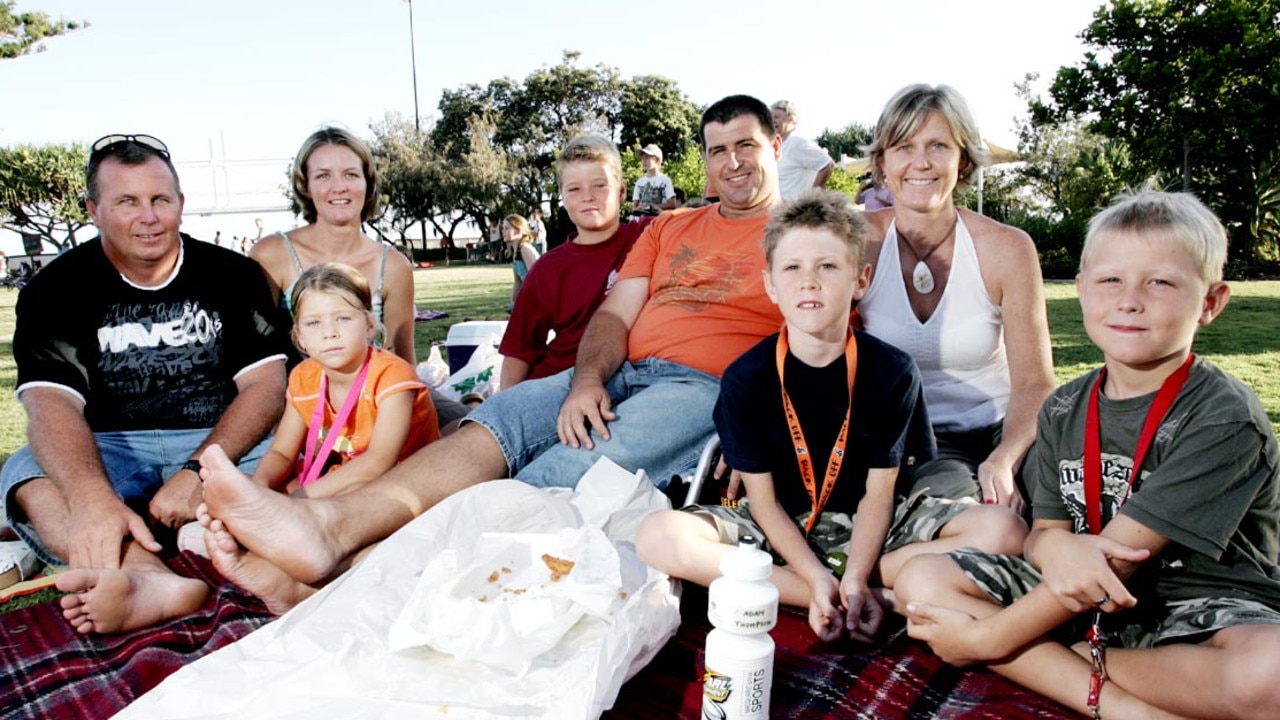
{"left": 1083, "top": 354, "right": 1194, "bottom": 534}
{"left": 775, "top": 326, "right": 857, "bottom": 533}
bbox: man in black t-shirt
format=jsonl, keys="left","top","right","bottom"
{"left": 0, "top": 135, "right": 292, "bottom": 633}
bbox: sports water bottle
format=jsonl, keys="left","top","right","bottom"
{"left": 702, "top": 536, "right": 778, "bottom": 720}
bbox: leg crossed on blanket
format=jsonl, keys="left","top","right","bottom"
{"left": 197, "top": 423, "right": 508, "bottom": 609}
{"left": 57, "top": 542, "right": 208, "bottom": 634}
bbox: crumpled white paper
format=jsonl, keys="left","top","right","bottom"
{"left": 116, "top": 458, "right": 680, "bottom": 720}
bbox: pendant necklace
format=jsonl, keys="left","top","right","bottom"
{"left": 900, "top": 220, "right": 957, "bottom": 294}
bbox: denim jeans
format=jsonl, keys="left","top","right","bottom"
{"left": 465, "top": 358, "right": 720, "bottom": 490}
{"left": 1, "top": 428, "right": 270, "bottom": 565}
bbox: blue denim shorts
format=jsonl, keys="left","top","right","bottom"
{"left": 465, "top": 358, "right": 720, "bottom": 490}
{"left": 1, "top": 429, "right": 270, "bottom": 565}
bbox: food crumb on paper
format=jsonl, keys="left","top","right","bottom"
{"left": 541, "top": 553, "right": 575, "bottom": 582}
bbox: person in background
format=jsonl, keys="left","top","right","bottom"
{"left": 529, "top": 207, "right": 547, "bottom": 254}
{"left": 631, "top": 143, "right": 678, "bottom": 214}
{"left": 499, "top": 135, "right": 652, "bottom": 390}
{"left": 856, "top": 173, "right": 895, "bottom": 210}
{"left": 772, "top": 100, "right": 834, "bottom": 199}
{"left": 249, "top": 127, "right": 468, "bottom": 431}
{"left": 857, "top": 84, "right": 1055, "bottom": 514}
{"left": 504, "top": 213, "right": 541, "bottom": 310}
{"left": 1, "top": 133, "right": 291, "bottom": 633}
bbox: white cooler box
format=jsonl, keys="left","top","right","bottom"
{"left": 444, "top": 320, "right": 509, "bottom": 375}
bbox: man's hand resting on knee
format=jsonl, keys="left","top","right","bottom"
{"left": 557, "top": 378, "right": 617, "bottom": 450}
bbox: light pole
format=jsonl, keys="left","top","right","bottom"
{"left": 403, "top": 0, "right": 429, "bottom": 258}
{"left": 404, "top": 0, "right": 421, "bottom": 132}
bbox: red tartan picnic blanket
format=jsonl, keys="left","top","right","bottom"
{"left": 0, "top": 553, "right": 272, "bottom": 720}
{"left": 606, "top": 586, "right": 1075, "bottom": 720}
{"left": 1, "top": 556, "right": 1073, "bottom": 720}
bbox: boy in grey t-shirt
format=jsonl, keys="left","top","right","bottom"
{"left": 631, "top": 144, "right": 675, "bottom": 215}
{"left": 897, "top": 189, "right": 1280, "bottom": 720}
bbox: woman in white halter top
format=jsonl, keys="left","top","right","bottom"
{"left": 856, "top": 85, "right": 1055, "bottom": 515}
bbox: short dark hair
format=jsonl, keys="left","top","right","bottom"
{"left": 700, "top": 95, "right": 775, "bottom": 150}
{"left": 86, "top": 141, "right": 181, "bottom": 203}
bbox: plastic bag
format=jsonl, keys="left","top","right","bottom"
{"left": 438, "top": 336, "right": 503, "bottom": 401}
{"left": 416, "top": 344, "right": 451, "bottom": 389}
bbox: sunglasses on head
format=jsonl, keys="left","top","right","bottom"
{"left": 89, "top": 134, "right": 170, "bottom": 160}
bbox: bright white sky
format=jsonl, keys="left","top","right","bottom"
{"left": 0, "top": 0, "right": 1105, "bottom": 254}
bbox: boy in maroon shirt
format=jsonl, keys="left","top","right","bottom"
{"left": 499, "top": 135, "right": 652, "bottom": 388}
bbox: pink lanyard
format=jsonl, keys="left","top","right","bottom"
{"left": 1082, "top": 354, "right": 1194, "bottom": 534}
{"left": 299, "top": 351, "right": 372, "bottom": 487}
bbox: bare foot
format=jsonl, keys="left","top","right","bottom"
{"left": 56, "top": 568, "right": 208, "bottom": 634}
{"left": 203, "top": 524, "right": 315, "bottom": 615}
{"left": 199, "top": 444, "right": 343, "bottom": 584}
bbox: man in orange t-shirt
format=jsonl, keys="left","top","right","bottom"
{"left": 197, "top": 96, "right": 787, "bottom": 597}
{"left": 466, "top": 94, "right": 784, "bottom": 490}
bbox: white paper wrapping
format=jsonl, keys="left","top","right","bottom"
{"left": 117, "top": 458, "right": 680, "bottom": 719}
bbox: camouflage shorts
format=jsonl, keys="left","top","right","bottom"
{"left": 685, "top": 489, "right": 974, "bottom": 577}
{"left": 948, "top": 548, "right": 1280, "bottom": 647}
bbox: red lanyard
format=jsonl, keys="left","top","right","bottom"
{"left": 1083, "top": 354, "right": 1194, "bottom": 534}
{"left": 300, "top": 349, "right": 372, "bottom": 488}
{"left": 775, "top": 326, "right": 858, "bottom": 533}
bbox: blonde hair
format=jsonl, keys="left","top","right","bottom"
{"left": 505, "top": 214, "right": 533, "bottom": 246}
{"left": 771, "top": 99, "right": 797, "bottom": 123}
{"left": 1082, "top": 188, "right": 1228, "bottom": 284}
{"left": 555, "top": 134, "right": 623, "bottom": 187}
{"left": 290, "top": 127, "right": 381, "bottom": 224}
{"left": 290, "top": 262, "right": 374, "bottom": 320}
{"left": 865, "top": 84, "right": 990, "bottom": 191}
{"left": 764, "top": 189, "right": 869, "bottom": 267}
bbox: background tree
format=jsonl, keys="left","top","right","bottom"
{"left": 1034, "top": 0, "right": 1280, "bottom": 267}
{"left": 369, "top": 113, "right": 434, "bottom": 248}
{"left": 619, "top": 75, "right": 702, "bottom": 162}
{"left": 0, "top": 1, "right": 84, "bottom": 60}
{"left": 816, "top": 123, "right": 875, "bottom": 165}
{"left": 425, "top": 51, "right": 703, "bottom": 247}
{"left": 0, "top": 143, "right": 89, "bottom": 253}
{"left": 1014, "top": 75, "right": 1134, "bottom": 220}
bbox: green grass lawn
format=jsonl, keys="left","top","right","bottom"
{"left": 0, "top": 271, "right": 1276, "bottom": 470}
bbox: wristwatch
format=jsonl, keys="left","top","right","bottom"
{"left": 181, "top": 459, "right": 202, "bottom": 475}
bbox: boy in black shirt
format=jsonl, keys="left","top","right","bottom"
{"left": 636, "top": 190, "right": 1026, "bottom": 642}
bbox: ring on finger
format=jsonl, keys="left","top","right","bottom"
{"left": 1095, "top": 594, "right": 1110, "bottom": 606}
